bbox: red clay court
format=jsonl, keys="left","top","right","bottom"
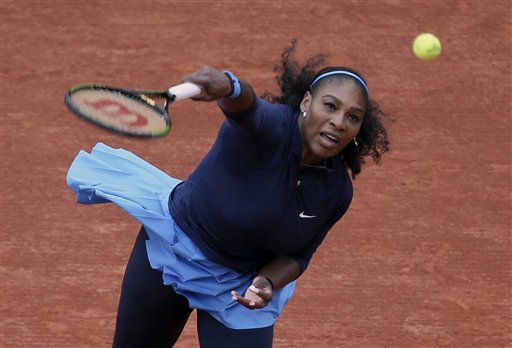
{"left": 1, "top": 1, "right": 510, "bottom": 347}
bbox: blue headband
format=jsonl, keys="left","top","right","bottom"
{"left": 309, "top": 71, "right": 369, "bottom": 94}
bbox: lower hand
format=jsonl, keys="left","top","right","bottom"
{"left": 231, "top": 276, "right": 273, "bottom": 310}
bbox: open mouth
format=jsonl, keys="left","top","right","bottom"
{"left": 320, "top": 132, "right": 339, "bottom": 145}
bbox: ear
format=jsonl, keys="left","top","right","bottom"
{"left": 300, "top": 91, "right": 311, "bottom": 112}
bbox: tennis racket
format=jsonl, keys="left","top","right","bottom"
{"left": 64, "top": 82, "right": 201, "bottom": 137}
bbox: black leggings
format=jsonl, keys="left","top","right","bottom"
{"left": 112, "top": 227, "right": 274, "bottom": 348}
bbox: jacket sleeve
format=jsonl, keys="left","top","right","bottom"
{"left": 217, "top": 94, "right": 288, "bottom": 142}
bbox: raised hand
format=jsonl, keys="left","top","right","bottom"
{"left": 181, "top": 65, "right": 232, "bottom": 101}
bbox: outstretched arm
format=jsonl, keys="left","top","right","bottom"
{"left": 231, "top": 255, "right": 300, "bottom": 310}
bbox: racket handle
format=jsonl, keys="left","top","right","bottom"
{"left": 168, "top": 82, "right": 201, "bottom": 101}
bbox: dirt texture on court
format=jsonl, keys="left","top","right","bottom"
{"left": 1, "top": 1, "right": 511, "bottom": 347}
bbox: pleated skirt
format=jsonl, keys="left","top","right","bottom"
{"left": 66, "top": 142, "right": 296, "bottom": 329}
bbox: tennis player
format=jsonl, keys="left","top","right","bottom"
{"left": 67, "top": 40, "right": 390, "bottom": 347}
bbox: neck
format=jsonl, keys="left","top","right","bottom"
{"left": 300, "top": 158, "right": 327, "bottom": 169}
{"left": 300, "top": 148, "right": 325, "bottom": 169}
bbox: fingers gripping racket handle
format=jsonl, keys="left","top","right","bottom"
{"left": 168, "top": 82, "right": 201, "bottom": 101}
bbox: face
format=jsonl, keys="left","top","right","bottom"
{"left": 299, "top": 79, "right": 365, "bottom": 165}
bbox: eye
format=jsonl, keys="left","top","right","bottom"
{"left": 324, "top": 102, "right": 336, "bottom": 111}
{"left": 348, "top": 114, "right": 361, "bottom": 122}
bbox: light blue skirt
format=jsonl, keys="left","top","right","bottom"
{"left": 66, "top": 142, "right": 296, "bottom": 329}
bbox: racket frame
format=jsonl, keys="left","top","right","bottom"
{"left": 65, "top": 83, "right": 172, "bottom": 138}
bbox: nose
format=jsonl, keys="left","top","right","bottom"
{"left": 330, "top": 112, "right": 347, "bottom": 130}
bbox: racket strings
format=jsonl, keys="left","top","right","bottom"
{"left": 67, "top": 88, "right": 169, "bottom": 136}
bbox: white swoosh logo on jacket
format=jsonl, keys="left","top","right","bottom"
{"left": 299, "top": 211, "right": 316, "bottom": 219}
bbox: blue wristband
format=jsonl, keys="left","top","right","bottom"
{"left": 223, "top": 70, "right": 242, "bottom": 99}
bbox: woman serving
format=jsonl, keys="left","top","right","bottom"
{"left": 67, "top": 40, "right": 390, "bottom": 347}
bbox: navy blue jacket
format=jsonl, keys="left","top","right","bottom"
{"left": 169, "top": 96, "right": 352, "bottom": 275}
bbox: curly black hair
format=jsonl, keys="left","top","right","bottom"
{"left": 262, "top": 39, "right": 391, "bottom": 179}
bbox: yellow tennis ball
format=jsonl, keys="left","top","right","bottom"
{"left": 412, "top": 33, "right": 442, "bottom": 61}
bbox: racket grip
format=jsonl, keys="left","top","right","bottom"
{"left": 168, "top": 82, "right": 201, "bottom": 101}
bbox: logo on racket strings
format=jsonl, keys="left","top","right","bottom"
{"left": 85, "top": 99, "right": 149, "bottom": 127}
